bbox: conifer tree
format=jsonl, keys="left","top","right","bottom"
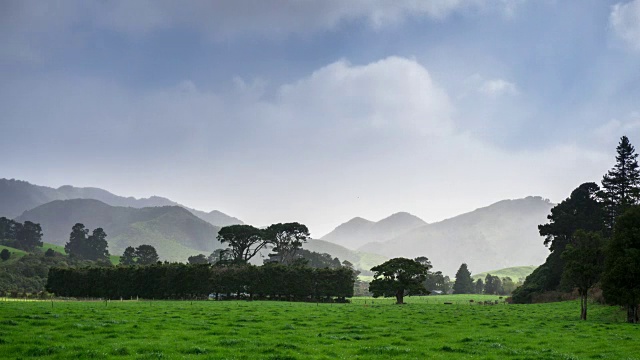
{"left": 453, "top": 263, "right": 474, "bottom": 294}
{"left": 599, "top": 136, "right": 640, "bottom": 230}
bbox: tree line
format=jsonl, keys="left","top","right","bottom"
{"left": 0, "top": 217, "right": 43, "bottom": 252}
{"left": 46, "top": 262, "right": 355, "bottom": 301}
{"left": 451, "top": 263, "right": 519, "bottom": 295}
{"left": 512, "top": 136, "right": 640, "bottom": 323}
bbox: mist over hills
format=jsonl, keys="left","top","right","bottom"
{"left": 2, "top": 178, "right": 554, "bottom": 276}
{"left": 303, "top": 239, "right": 388, "bottom": 276}
{"left": 15, "top": 199, "right": 222, "bottom": 262}
{"left": 0, "top": 178, "right": 243, "bottom": 227}
{"left": 359, "top": 196, "right": 554, "bottom": 276}
{"left": 321, "top": 212, "right": 427, "bottom": 249}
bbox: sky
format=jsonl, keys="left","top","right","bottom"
{"left": 2, "top": 0, "right": 640, "bottom": 237}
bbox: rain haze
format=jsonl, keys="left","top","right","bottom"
{"left": 2, "top": 0, "right": 640, "bottom": 237}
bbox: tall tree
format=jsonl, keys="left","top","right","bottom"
{"left": 474, "top": 278, "right": 484, "bottom": 294}
{"left": 369, "top": 258, "right": 431, "bottom": 304}
{"left": 453, "top": 263, "right": 474, "bottom": 294}
{"left": 121, "top": 246, "right": 137, "bottom": 265}
{"left": 64, "top": 224, "right": 109, "bottom": 261}
{"left": 135, "top": 245, "right": 159, "bottom": 265}
{"left": 484, "top": 274, "right": 502, "bottom": 295}
{"left": 602, "top": 206, "right": 640, "bottom": 323}
{"left": 599, "top": 136, "right": 640, "bottom": 230}
{"left": 217, "top": 225, "right": 266, "bottom": 263}
{"left": 530, "top": 183, "right": 604, "bottom": 293}
{"left": 264, "top": 223, "right": 310, "bottom": 265}
{"left": 561, "top": 230, "right": 604, "bottom": 320}
{"left": 424, "top": 270, "right": 447, "bottom": 293}
{"left": 0, "top": 217, "right": 19, "bottom": 242}
{"left": 65, "top": 223, "right": 89, "bottom": 258}
{"left": 15, "top": 221, "right": 43, "bottom": 251}
{"left": 86, "top": 228, "right": 110, "bottom": 261}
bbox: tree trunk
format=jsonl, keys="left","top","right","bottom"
{"left": 395, "top": 290, "right": 404, "bottom": 304}
{"left": 580, "top": 294, "right": 587, "bottom": 321}
{"left": 627, "top": 304, "right": 638, "bottom": 324}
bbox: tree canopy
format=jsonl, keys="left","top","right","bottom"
{"left": 369, "top": 257, "right": 431, "bottom": 304}
{"left": 64, "top": 224, "right": 110, "bottom": 262}
{"left": 0, "top": 218, "right": 43, "bottom": 251}
{"left": 602, "top": 206, "right": 640, "bottom": 323}
{"left": 216, "top": 225, "right": 266, "bottom": 263}
{"left": 561, "top": 230, "right": 604, "bottom": 320}
{"left": 263, "top": 222, "right": 310, "bottom": 265}
{"left": 599, "top": 135, "right": 640, "bottom": 230}
{"left": 135, "top": 245, "right": 159, "bottom": 265}
{"left": 188, "top": 254, "right": 209, "bottom": 264}
{"left": 453, "top": 263, "right": 474, "bottom": 294}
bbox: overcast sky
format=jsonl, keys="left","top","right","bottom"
{"left": 2, "top": 0, "right": 640, "bottom": 237}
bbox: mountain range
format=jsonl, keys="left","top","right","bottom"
{"left": 0, "top": 178, "right": 243, "bottom": 227}
{"left": 321, "top": 212, "right": 427, "bottom": 249}
{"left": 355, "top": 197, "right": 554, "bottom": 276}
{"left": 2, "top": 178, "right": 555, "bottom": 276}
{"left": 16, "top": 199, "right": 221, "bottom": 262}
{"left": 1, "top": 178, "right": 384, "bottom": 271}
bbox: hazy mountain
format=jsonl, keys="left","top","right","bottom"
{"left": 188, "top": 209, "right": 244, "bottom": 228}
{"left": 0, "top": 178, "right": 243, "bottom": 227}
{"left": 359, "top": 196, "right": 554, "bottom": 276}
{"left": 15, "top": 199, "right": 221, "bottom": 262}
{"left": 321, "top": 212, "right": 427, "bottom": 250}
{"left": 303, "top": 239, "right": 388, "bottom": 276}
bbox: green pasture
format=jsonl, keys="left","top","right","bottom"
{"left": 40, "top": 243, "right": 65, "bottom": 256}
{"left": 0, "top": 245, "right": 28, "bottom": 265}
{"left": 0, "top": 296, "right": 638, "bottom": 359}
{"left": 472, "top": 266, "right": 538, "bottom": 282}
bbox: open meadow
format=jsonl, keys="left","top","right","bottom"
{"left": 1, "top": 296, "right": 639, "bottom": 360}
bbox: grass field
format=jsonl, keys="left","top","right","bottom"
{"left": 0, "top": 296, "right": 638, "bottom": 359}
{"left": 0, "top": 242, "right": 121, "bottom": 266}
{"left": 0, "top": 245, "right": 28, "bottom": 264}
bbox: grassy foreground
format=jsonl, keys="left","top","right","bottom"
{"left": 0, "top": 296, "right": 638, "bottom": 359}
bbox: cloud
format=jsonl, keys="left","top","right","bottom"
{"left": 479, "top": 79, "right": 519, "bottom": 97}
{"left": 0, "top": 0, "right": 525, "bottom": 62}
{"left": 1, "top": 54, "right": 616, "bottom": 236}
{"left": 90, "top": 0, "right": 527, "bottom": 37}
{"left": 273, "top": 57, "right": 454, "bottom": 138}
{"left": 610, "top": 0, "right": 640, "bottom": 51}
{"left": 593, "top": 112, "right": 640, "bottom": 145}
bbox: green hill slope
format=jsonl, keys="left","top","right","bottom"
{"left": 15, "top": 199, "right": 221, "bottom": 262}
{"left": 0, "top": 245, "right": 28, "bottom": 265}
{"left": 472, "top": 265, "right": 538, "bottom": 282}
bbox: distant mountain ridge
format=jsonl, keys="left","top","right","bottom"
{"left": 321, "top": 212, "right": 427, "bottom": 249}
{"left": 15, "top": 199, "right": 222, "bottom": 262}
{"left": 359, "top": 197, "right": 554, "bottom": 276}
{"left": 0, "top": 178, "right": 243, "bottom": 227}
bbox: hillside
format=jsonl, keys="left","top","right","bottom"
{"left": 304, "top": 239, "right": 388, "bottom": 276}
{"left": 0, "top": 178, "right": 243, "bottom": 227}
{"left": 15, "top": 199, "right": 222, "bottom": 262}
{"left": 359, "top": 197, "right": 554, "bottom": 276}
{"left": 471, "top": 265, "right": 537, "bottom": 283}
{"left": 0, "top": 245, "right": 28, "bottom": 265}
{"left": 321, "top": 212, "right": 427, "bottom": 250}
